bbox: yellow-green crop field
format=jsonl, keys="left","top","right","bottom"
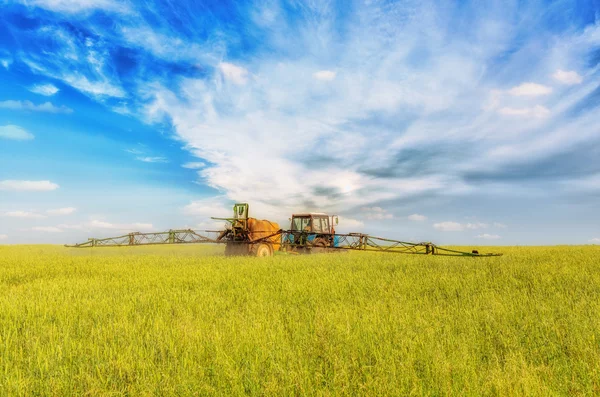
{"left": 1, "top": 245, "right": 600, "bottom": 396}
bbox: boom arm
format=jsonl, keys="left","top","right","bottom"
{"left": 65, "top": 229, "right": 217, "bottom": 247}
{"left": 66, "top": 229, "right": 501, "bottom": 256}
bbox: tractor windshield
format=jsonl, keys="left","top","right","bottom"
{"left": 312, "top": 216, "right": 329, "bottom": 233}
{"left": 291, "top": 217, "right": 311, "bottom": 231}
{"left": 291, "top": 215, "right": 330, "bottom": 233}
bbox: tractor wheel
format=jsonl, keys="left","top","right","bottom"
{"left": 253, "top": 243, "right": 273, "bottom": 257}
{"left": 311, "top": 238, "right": 328, "bottom": 253}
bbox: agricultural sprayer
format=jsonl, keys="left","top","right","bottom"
{"left": 66, "top": 203, "right": 502, "bottom": 257}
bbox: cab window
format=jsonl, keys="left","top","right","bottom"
{"left": 312, "top": 217, "right": 322, "bottom": 233}
{"left": 321, "top": 217, "right": 329, "bottom": 232}
{"left": 292, "top": 217, "right": 303, "bottom": 231}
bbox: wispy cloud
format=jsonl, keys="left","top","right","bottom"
{"left": 0, "top": 234, "right": 7, "bottom": 240}
{"left": 0, "top": 125, "right": 34, "bottom": 141}
{"left": 125, "top": 148, "right": 143, "bottom": 155}
{"left": 0, "top": 180, "right": 59, "bottom": 191}
{"left": 508, "top": 83, "right": 552, "bottom": 97}
{"left": 29, "top": 83, "right": 60, "bottom": 96}
{"left": 0, "top": 58, "right": 12, "bottom": 69}
{"left": 17, "top": 0, "right": 130, "bottom": 14}
{"left": 589, "top": 238, "right": 600, "bottom": 244}
{"left": 313, "top": 70, "right": 336, "bottom": 81}
{"left": 219, "top": 62, "right": 248, "bottom": 85}
{"left": 136, "top": 156, "right": 168, "bottom": 163}
{"left": 337, "top": 217, "right": 364, "bottom": 232}
{"left": 183, "top": 197, "right": 231, "bottom": 218}
{"left": 181, "top": 162, "right": 205, "bottom": 169}
{"left": 361, "top": 207, "right": 393, "bottom": 220}
{"left": 466, "top": 222, "right": 488, "bottom": 230}
{"left": 553, "top": 70, "right": 583, "bottom": 85}
{"left": 46, "top": 207, "right": 76, "bottom": 215}
{"left": 476, "top": 233, "right": 501, "bottom": 240}
{"left": 434, "top": 221, "right": 500, "bottom": 232}
{"left": 433, "top": 222, "right": 465, "bottom": 232}
{"left": 88, "top": 219, "right": 153, "bottom": 231}
{"left": 1, "top": 211, "right": 46, "bottom": 219}
{"left": 0, "top": 100, "right": 72, "bottom": 114}
{"left": 498, "top": 105, "right": 550, "bottom": 118}
{"left": 31, "top": 226, "right": 63, "bottom": 233}
{"left": 408, "top": 214, "right": 427, "bottom": 221}
{"left": 61, "top": 74, "right": 125, "bottom": 98}
{"left": 57, "top": 223, "right": 84, "bottom": 230}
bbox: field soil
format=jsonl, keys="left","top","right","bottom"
{"left": 1, "top": 245, "right": 599, "bottom": 396}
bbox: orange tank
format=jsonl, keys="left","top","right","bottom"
{"left": 247, "top": 218, "right": 281, "bottom": 252}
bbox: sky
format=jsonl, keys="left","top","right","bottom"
{"left": 0, "top": 0, "right": 599, "bottom": 246}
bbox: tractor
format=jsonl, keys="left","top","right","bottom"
{"left": 284, "top": 212, "right": 340, "bottom": 253}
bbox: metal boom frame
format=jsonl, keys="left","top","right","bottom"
{"left": 67, "top": 229, "right": 501, "bottom": 257}
{"left": 65, "top": 229, "right": 217, "bottom": 248}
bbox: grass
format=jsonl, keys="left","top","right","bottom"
{"left": 1, "top": 244, "right": 599, "bottom": 396}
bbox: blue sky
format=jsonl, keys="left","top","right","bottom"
{"left": 0, "top": 0, "right": 599, "bottom": 245}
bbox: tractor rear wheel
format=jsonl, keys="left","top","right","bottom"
{"left": 253, "top": 243, "right": 273, "bottom": 257}
{"left": 311, "top": 238, "right": 328, "bottom": 253}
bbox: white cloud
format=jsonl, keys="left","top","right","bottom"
{"left": 0, "top": 58, "right": 12, "bottom": 69}
{"left": 465, "top": 222, "right": 488, "bottom": 230}
{"left": 182, "top": 162, "right": 206, "bottom": 169}
{"left": 476, "top": 233, "right": 501, "bottom": 240}
{"left": 29, "top": 83, "right": 60, "bottom": 96}
{"left": 31, "top": 226, "right": 63, "bottom": 233}
{"left": 18, "top": 0, "right": 129, "bottom": 14}
{"left": 553, "top": 69, "right": 582, "bottom": 85}
{"left": 136, "top": 156, "right": 169, "bottom": 163}
{"left": 493, "top": 222, "right": 507, "bottom": 228}
{"left": 125, "top": 148, "right": 143, "bottom": 155}
{"left": 313, "top": 70, "right": 336, "bottom": 81}
{"left": 0, "top": 125, "right": 35, "bottom": 141}
{"left": 337, "top": 217, "right": 364, "bottom": 232}
{"left": 508, "top": 83, "right": 552, "bottom": 96}
{"left": 498, "top": 105, "right": 550, "bottom": 118}
{"left": 46, "top": 207, "right": 76, "bottom": 215}
{"left": 184, "top": 197, "right": 231, "bottom": 219}
{"left": 433, "top": 221, "right": 464, "bottom": 232}
{"left": 219, "top": 62, "right": 248, "bottom": 85}
{"left": 2, "top": 211, "right": 46, "bottom": 219}
{"left": 0, "top": 234, "right": 7, "bottom": 240}
{"left": 408, "top": 214, "right": 427, "bottom": 221}
{"left": 61, "top": 74, "right": 125, "bottom": 98}
{"left": 57, "top": 223, "right": 84, "bottom": 230}
{"left": 361, "top": 206, "right": 393, "bottom": 220}
{"left": 0, "top": 180, "right": 59, "bottom": 191}
{"left": 88, "top": 219, "right": 154, "bottom": 231}
{"left": 589, "top": 238, "right": 600, "bottom": 244}
{"left": 433, "top": 221, "right": 487, "bottom": 231}
{"left": 0, "top": 100, "right": 72, "bottom": 114}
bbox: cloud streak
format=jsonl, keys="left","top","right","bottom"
{"left": 47, "top": 207, "right": 77, "bottom": 215}
{"left": 0, "top": 180, "right": 59, "bottom": 191}
{"left": 0, "top": 100, "right": 72, "bottom": 114}
{"left": 29, "top": 83, "right": 60, "bottom": 96}
{"left": 0, "top": 125, "right": 34, "bottom": 141}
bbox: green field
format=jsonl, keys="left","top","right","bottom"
{"left": 1, "top": 245, "right": 599, "bottom": 396}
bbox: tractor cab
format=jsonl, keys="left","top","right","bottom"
{"left": 290, "top": 213, "right": 334, "bottom": 234}
{"left": 286, "top": 213, "right": 339, "bottom": 251}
